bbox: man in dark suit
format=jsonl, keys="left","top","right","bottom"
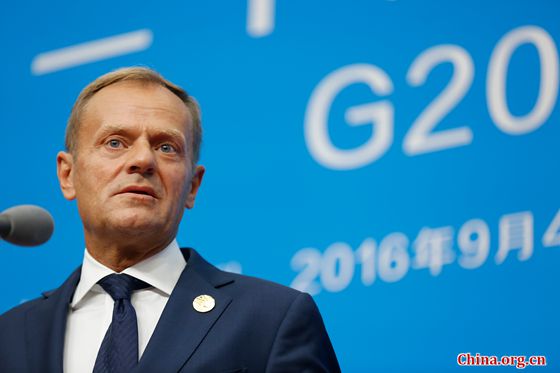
{"left": 0, "top": 67, "right": 340, "bottom": 372}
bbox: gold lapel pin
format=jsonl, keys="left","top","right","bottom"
{"left": 193, "top": 294, "right": 216, "bottom": 313}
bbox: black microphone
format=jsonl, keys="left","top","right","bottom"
{"left": 0, "top": 205, "right": 54, "bottom": 246}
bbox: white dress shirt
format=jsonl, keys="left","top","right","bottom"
{"left": 63, "top": 240, "right": 187, "bottom": 373}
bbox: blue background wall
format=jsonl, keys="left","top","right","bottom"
{"left": 1, "top": 1, "right": 559, "bottom": 371}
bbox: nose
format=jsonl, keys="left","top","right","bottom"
{"left": 126, "top": 140, "right": 156, "bottom": 175}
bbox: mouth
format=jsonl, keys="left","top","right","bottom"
{"left": 118, "top": 186, "right": 158, "bottom": 199}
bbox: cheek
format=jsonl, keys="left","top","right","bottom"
{"left": 166, "top": 171, "right": 192, "bottom": 200}
{"left": 73, "top": 164, "right": 114, "bottom": 199}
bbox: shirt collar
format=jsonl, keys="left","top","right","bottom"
{"left": 71, "top": 239, "right": 186, "bottom": 308}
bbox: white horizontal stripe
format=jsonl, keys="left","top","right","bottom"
{"left": 31, "top": 29, "right": 153, "bottom": 75}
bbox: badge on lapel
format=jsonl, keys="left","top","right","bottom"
{"left": 192, "top": 294, "right": 215, "bottom": 313}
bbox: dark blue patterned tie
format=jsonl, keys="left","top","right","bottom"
{"left": 93, "top": 274, "right": 150, "bottom": 373}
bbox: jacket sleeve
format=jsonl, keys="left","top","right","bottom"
{"left": 0, "top": 304, "right": 33, "bottom": 373}
{"left": 265, "top": 292, "right": 341, "bottom": 373}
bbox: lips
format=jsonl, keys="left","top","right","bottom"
{"left": 118, "top": 185, "right": 158, "bottom": 198}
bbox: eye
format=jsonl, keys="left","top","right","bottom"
{"left": 159, "top": 143, "right": 177, "bottom": 153}
{"left": 106, "top": 139, "right": 123, "bottom": 149}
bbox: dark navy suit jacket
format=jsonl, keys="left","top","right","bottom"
{"left": 0, "top": 248, "right": 340, "bottom": 373}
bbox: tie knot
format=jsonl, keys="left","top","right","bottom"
{"left": 98, "top": 273, "right": 150, "bottom": 301}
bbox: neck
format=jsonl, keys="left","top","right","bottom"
{"left": 84, "top": 234, "right": 173, "bottom": 272}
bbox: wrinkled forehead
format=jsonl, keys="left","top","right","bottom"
{"left": 80, "top": 81, "right": 192, "bottom": 137}
{"left": 85, "top": 80, "right": 190, "bottom": 119}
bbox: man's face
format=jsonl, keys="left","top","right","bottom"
{"left": 57, "top": 81, "right": 204, "bottom": 243}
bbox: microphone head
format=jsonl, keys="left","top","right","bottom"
{"left": 1, "top": 205, "right": 54, "bottom": 246}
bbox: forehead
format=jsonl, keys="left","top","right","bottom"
{"left": 81, "top": 81, "right": 191, "bottom": 136}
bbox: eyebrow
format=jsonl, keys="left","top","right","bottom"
{"left": 95, "top": 125, "right": 129, "bottom": 139}
{"left": 96, "top": 124, "right": 187, "bottom": 143}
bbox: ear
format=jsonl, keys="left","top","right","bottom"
{"left": 185, "top": 165, "right": 205, "bottom": 209}
{"left": 57, "top": 151, "right": 76, "bottom": 200}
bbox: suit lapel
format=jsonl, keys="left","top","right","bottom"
{"left": 135, "top": 249, "right": 234, "bottom": 373}
{"left": 25, "top": 268, "right": 81, "bottom": 373}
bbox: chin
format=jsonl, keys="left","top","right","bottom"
{"left": 110, "top": 211, "right": 164, "bottom": 234}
